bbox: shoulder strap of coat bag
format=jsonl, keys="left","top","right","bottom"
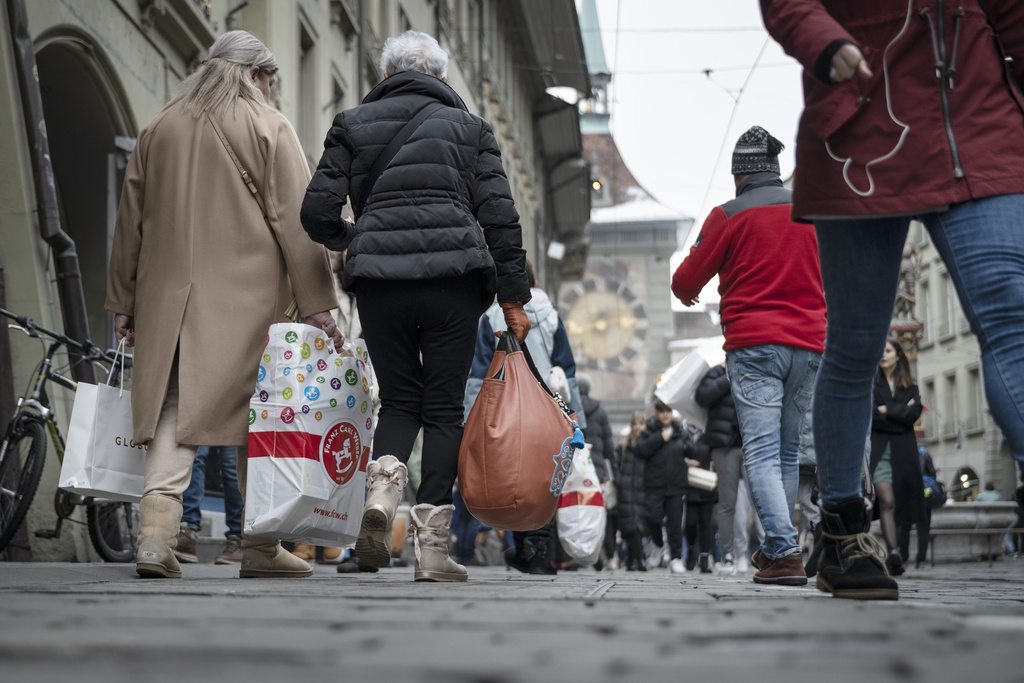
{"left": 354, "top": 101, "right": 445, "bottom": 218}
{"left": 207, "top": 113, "right": 299, "bottom": 321}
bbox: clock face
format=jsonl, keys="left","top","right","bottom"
{"left": 563, "top": 277, "right": 647, "bottom": 371}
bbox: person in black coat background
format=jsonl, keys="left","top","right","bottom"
{"left": 695, "top": 362, "right": 744, "bottom": 574}
{"left": 869, "top": 339, "right": 924, "bottom": 575}
{"left": 635, "top": 400, "right": 703, "bottom": 573}
{"left": 685, "top": 431, "right": 717, "bottom": 573}
{"left": 615, "top": 411, "right": 650, "bottom": 571}
{"left": 578, "top": 373, "right": 617, "bottom": 566}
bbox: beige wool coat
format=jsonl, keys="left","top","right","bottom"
{"left": 106, "top": 99, "right": 338, "bottom": 446}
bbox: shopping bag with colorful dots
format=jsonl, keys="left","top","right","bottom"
{"left": 245, "top": 323, "right": 375, "bottom": 547}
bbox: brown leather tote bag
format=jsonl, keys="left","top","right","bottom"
{"left": 458, "top": 331, "right": 585, "bottom": 531}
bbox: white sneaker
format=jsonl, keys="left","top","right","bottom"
{"left": 718, "top": 553, "right": 737, "bottom": 576}
{"left": 669, "top": 558, "right": 686, "bottom": 574}
{"left": 736, "top": 555, "right": 750, "bottom": 573}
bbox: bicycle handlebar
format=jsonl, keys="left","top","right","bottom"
{"left": 0, "top": 307, "right": 118, "bottom": 366}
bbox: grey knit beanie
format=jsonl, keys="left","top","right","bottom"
{"left": 731, "top": 125, "right": 784, "bottom": 175}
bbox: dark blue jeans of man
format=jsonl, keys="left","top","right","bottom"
{"left": 181, "top": 446, "right": 243, "bottom": 537}
{"left": 814, "top": 195, "right": 1024, "bottom": 508}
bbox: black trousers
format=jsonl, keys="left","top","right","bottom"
{"left": 356, "top": 273, "right": 483, "bottom": 506}
{"left": 603, "top": 511, "right": 619, "bottom": 559}
{"left": 685, "top": 500, "right": 715, "bottom": 557}
{"left": 644, "top": 491, "right": 685, "bottom": 560}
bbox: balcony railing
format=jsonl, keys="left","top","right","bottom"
{"left": 941, "top": 420, "right": 957, "bottom": 438}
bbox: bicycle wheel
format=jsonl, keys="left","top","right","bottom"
{"left": 0, "top": 418, "right": 47, "bottom": 554}
{"left": 87, "top": 501, "right": 139, "bottom": 563}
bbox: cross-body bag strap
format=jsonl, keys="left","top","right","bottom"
{"left": 207, "top": 112, "right": 299, "bottom": 321}
{"left": 354, "top": 101, "right": 445, "bottom": 218}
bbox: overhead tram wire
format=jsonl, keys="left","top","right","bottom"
{"left": 693, "top": 37, "right": 772, "bottom": 246}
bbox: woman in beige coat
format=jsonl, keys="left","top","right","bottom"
{"left": 105, "top": 31, "right": 341, "bottom": 579}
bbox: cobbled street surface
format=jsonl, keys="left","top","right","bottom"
{"left": 0, "top": 560, "right": 1021, "bottom": 683}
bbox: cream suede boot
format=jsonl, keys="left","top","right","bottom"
{"left": 240, "top": 535, "right": 315, "bottom": 578}
{"left": 410, "top": 503, "right": 467, "bottom": 582}
{"left": 136, "top": 494, "right": 183, "bottom": 579}
{"left": 235, "top": 446, "right": 313, "bottom": 578}
{"left": 355, "top": 455, "right": 408, "bottom": 568}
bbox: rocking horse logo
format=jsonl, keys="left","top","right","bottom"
{"left": 321, "top": 422, "right": 362, "bottom": 486}
{"left": 548, "top": 436, "right": 575, "bottom": 496}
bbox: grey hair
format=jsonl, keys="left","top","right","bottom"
{"left": 170, "top": 30, "right": 278, "bottom": 116}
{"left": 379, "top": 31, "right": 448, "bottom": 80}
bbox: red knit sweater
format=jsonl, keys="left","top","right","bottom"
{"left": 672, "top": 190, "right": 826, "bottom": 353}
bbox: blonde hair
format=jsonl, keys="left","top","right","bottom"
{"left": 379, "top": 31, "right": 448, "bottom": 79}
{"left": 628, "top": 410, "right": 646, "bottom": 447}
{"left": 170, "top": 30, "right": 278, "bottom": 116}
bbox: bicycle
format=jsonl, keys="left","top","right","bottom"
{"left": 0, "top": 307, "right": 138, "bottom": 562}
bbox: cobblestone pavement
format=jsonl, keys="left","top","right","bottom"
{"left": 0, "top": 559, "right": 1021, "bottom": 683}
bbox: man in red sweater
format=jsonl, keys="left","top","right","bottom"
{"left": 672, "top": 126, "right": 826, "bottom": 586}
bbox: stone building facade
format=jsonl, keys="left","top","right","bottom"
{"left": 0, "top": 0, "right": 590, "bottom": 560}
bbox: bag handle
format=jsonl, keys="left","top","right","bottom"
{"left": 497, "top": 330, "right": 585, "bottom": 448}
{"left": 107, "top": 337, "right": 127, "bottom": 397}
{"left": 354, "top": 101, "right": 445, "bottom": 218}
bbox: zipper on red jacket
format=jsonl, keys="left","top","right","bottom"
{"left": 924, "top": 1, "right": 965, "bottom": 179}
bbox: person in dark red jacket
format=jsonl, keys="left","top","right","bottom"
{"left": 672, "top": 126, "right": 826, "bottom": 588}
{"left": 762, "top": 0, "right": 1024, "bottom": 601}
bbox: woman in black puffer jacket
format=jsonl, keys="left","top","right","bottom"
{"left": 615, "top": 411, "right": 649, "bottom": 571}
{"left": 300, "top": 31, "right": 530, "bottom": 583}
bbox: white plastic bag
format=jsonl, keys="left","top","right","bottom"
{"left": 245, "top": 324, "right": 375, "bottom": 547}
{"left": 556, "top": 444, "right": 606, "bottom": 564}
{"left": 655, "top": 341, "right": 725, "bottom": 431}
{"left": 59, "top": 346, "right": 145, "bottom": 503}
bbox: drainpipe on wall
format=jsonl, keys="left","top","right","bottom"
{"left": 6, "top": 0, "right": 95, "bottom": 383}
{"left": 357, "top": 0, "right": 365, "bottom": 101}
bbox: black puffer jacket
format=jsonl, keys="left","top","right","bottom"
{"left": 614, "top": 438, "right": 646, "bottom": 536}
{"left": 634, "top": 417, "right": 699, "bottom": 495}
{"left": 301, "top": 71, "right": 530, "bottom": 309}
{"left": 694, "top": 365, "right": 741, "bottom": 449}
{"left": 581, "top": 394, "right": 614, "bottom": 483}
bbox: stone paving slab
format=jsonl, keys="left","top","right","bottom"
{"left": 0, "top": 560, "right": 1021, "bottom": 683}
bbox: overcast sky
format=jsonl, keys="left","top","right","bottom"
{"left": 588, "top": 0, "right": 806, "bottom": 302}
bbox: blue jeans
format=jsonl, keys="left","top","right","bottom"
{"left": 181, "top": 446, "right": 243, "bottom": 536}
{"left": 815, "top": 194, "right": 1024, "bottom": 506}
{"left": 727, "top": 345, "right": 821, "bottom": 560}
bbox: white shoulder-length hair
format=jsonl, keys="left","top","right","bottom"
{"left": 170, "top": 30, "right": 278, "bottom": 116}
{"left": 379, "top": 31, "right": 448, "bottom": 80}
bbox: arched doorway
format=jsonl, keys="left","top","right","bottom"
{"left": 35, "top": 29, "right": 136, "bottom": 351}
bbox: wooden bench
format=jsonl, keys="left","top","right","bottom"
{"left": 928, "top": 527, "right": 1024, "bottom": 567}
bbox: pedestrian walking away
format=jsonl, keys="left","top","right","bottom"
{"left": 301, "top": 30, "right": 531, "bottom": 582}
{"left": 695, "top": 362, "right": 744, "bottom": 575}
{"left": 762, "top": 0, "right": 1024, "bottom": 599}
{"left": 672, "top": 126, "right": 826, "bottom": 588}
{"left": 105, "top": 30, "right": 342, "bottom": 581}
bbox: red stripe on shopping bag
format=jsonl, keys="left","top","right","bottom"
{"left": 248, "top": 431, "right": 322, "bottom": 460}
{"left": 558, "top": 490, "right": 605, "bottom": 508}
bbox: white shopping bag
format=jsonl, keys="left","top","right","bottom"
{"left": 246, "top": 324, "right": 374, "bottom": 547}
{"left": 654, "top": 340, "right": 726, "bottom": 431}
{"left": 556, "top": 444, "right": 606, "bottom": 564}
{"left": 59, "top": 345, "right": 145, "bottom": 503}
